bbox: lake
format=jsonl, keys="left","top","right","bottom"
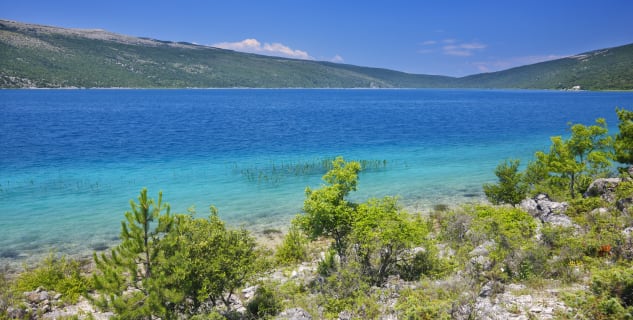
{"left": 1, "top": 89, "right": 631, "bottom": 268}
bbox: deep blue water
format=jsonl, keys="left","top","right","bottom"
{"left": 1, "top": 89, "right": 631, "bottom": 267}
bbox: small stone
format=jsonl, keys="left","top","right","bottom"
{"left": 39, "top": 291, "right": 50, "bottom": 301}
{"left": 338, "top": 310, "right": 352, "bottom": 320}
{"left": 242, "top": 285, "right": 258, "bottom": 300}
{"left": 53, "top": 293, "right": 62, "bottom": 300}
{"left": 277, "top": 307, "right": 312, "bottom": 320}
{"left": 41, "top": 304, "right": 51, "bottom": 313}
{"left": 530, "top": 306, "right": 543, "bottom": 313}
{"left": 26, "top": 291, "right": 42, "bottom": 303}
{"left": 7, "top": 306, "right": 26, "bottom": 319}
{"left": 479, "top": 283, "right": 493, "bottom": 297}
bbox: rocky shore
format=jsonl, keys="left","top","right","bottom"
{"left": 4, "top": 173, "right": 633, "bottom": 319}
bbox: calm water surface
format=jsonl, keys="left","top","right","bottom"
{"left": 1, "top": 89, "right": 631, "bottom": 267}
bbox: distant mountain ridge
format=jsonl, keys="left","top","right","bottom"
{"left": 1, "top": 19, "right": 632, "bottom": 90}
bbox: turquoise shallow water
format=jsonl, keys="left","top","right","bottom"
{"left": 1, "top": 89, "right": 631, "bottom": 268}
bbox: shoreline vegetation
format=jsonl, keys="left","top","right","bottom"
{"left": 3, "top": 107, "right": 633, "bottom": 319}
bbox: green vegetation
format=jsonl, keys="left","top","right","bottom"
{"left": 483, "top": 159, "right": 528, "bottom": 205}
{"left": 616, "top": 108, "right": 633, "bottom": 166}
{"left": 91, "top": 188, "right": 175, "bottom": 318}
{"left": 14, "top": 253, "right": 92, "bottom": 303}
{"left": 275, "top": 223, "right": 308, "bottom": 265}
{"left": 1, "top": 19, "right": 633, "bottom": 89}
{"left": 4, "top": 107, "right": 633, "bottom": 319}
{"left": 484, "top": 118, "right": 614, "bottom": 200}
{"left": 90, "top": 189, "right": 265, "bottom": 319}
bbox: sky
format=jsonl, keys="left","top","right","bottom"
{"left": 2, "top": 0, "right": 633, "bottom": 77}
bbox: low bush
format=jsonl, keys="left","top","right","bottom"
{"left": 14, "top": 253, "right": 92, "bottom": 303}
{"left": 247, "top": 285, "right": 282, "bottom": 319}
{"left": 275, "top": 223, "right": 308, "bottom": 265}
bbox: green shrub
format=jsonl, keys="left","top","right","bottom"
{"left": 189, "top": 311, "right": 226, "bottom": 320}
{"left": 562, "top": 266, "right": 633, "bottom": 318}
{"left": 317, "top": 249, "right": 338, "bottom": 277}
{"left": 396, "top": 287, "right": 452, "bottom": 320}
{"left": 0, "top": 268, "right": 15, "bottom": 318}
{"left": 14, "top": 253, "right": 92, "bottom": 303}
{"left": 592, "top": 266, "right": 633, "bottom": 307}
{"left": 616, "top": 180, "right": 633, "bottom": 202}
{"left": 275, "top": 223, "right": 308, "bottom": 265}
{"left": 483, "top": 159, "right": 528, "bottom": 205}
{"left": 566, "top": 196, "right": 608, "bottom": 217}
{"left": 247, "top": 285, "right": 282, "bottom": 319}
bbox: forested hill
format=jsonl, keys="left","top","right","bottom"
{"left": 1, "top": 19, "right": 632, "bottom": 90}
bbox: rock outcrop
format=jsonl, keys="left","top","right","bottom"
{"left": 520, "top": 194, "right": 573, "bottom": 228}
{"left": 584, "top": 178, "right": 621, "bottom": 202}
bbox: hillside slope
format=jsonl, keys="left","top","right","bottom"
{"left": 1, "top": 19, "right": 632, "bottom": 89}
{"left": 458, "top": 44, "right": 633, "bottom": 90}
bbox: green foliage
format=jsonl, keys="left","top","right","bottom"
{"left": 530, "top": 119, "right": 612, "bottom": 199}
{"left": 14, "top": 253, "right": 92, "bottom": 303}
{"left": 566, "top": 196, "right": 608, "bottom": 217}
{"left": 563, "top": 265, "right": 633, "bottom": 318}
{"left": 298, "top": 156, "right": 361, "bottom": 259}
{"left": 275, "top": 222, "right": 308, "bottom": 265}
{"left": 317, "top": 249, "right": 338, "bottom": 277}
{"left": 156, "top": 207, "right": 263, "bottom": 313}
{"left": 348, "top": 197, "right": 427, "bottom": 285}
{"left": 592, "top": 266, "right": 633, "bottom": 308}
{"left": 246, "top": 285, "right": 282, "bottom": 319}
{"left": 314, "top": 263, "right": 379, "bottom": 319}
{"left": 92, "top": 189, "right": 264, "bottom": 318}
{"left": 483, "top": 159, "right": 528, "bottom": 205}
{"left": 397, "top": 244, "right": 452, "bottom": 281}
{"left": 92, "top": 188, "right": 174, "bottom": 319}
{"left": 189, "top": 312, "right": 226, "bottom": 320}
{"left": 468, "top": 205, "right": 537, "bottom": 247}
{"left": 299, "top": 157, "right": 429, "bottom": 286}
{"left": 1, "top": 268, "right": 16, "bottom": 317}
{"left": 616, "top": 180, "right": 633, "bottom": 205}
{"left": 615, "top": 108, "right": 633, "bottom": 166}
{"left": 395, "top": 286, "right": 453, "bottom": 320}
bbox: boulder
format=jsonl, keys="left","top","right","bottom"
{"left": 520, "top": 194, "right": 572, "bottom": 227}
{"left": 584, "top": 178, "right": 621, "bottom": 202}
{"left": 618, "top": 198, "right": 633, "bottom": 213}
{"left": 468, "top": 240, "right": 496, "bottom": 272}
{"left": 277, "top": 307, "right": 313, "bottom": 320}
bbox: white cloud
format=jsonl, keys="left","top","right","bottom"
{"left": 212, "top": 38, "right": 313, "bottom": 60}
{"left": 443, "top": 42, "right": 486, "bottom": 56}
{"left": 331, "top": 54, "right": 344, "bottom": 63}
{"left": 419, "top": 39, "right": 486, "bottom": 57}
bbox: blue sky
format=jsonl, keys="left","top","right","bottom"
{"left": 2, "top": 0, "right": 633, "bottom": 76}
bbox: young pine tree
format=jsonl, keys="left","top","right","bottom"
{"left": 92, "top": 188, "right": 175, "bottom": 319}
{"left": 483, "top": 159, "right": 528, "bottom": 205}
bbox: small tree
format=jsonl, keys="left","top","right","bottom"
{"left": 298, "top": 156, "right": 361, "bottom": 259}
{"left": 92, "top": 188, "right": 174, "bottom": 319}
{"left": 615, "top": 108, "right": 633, "bottom": 167}
{"left": 483, "top": 159, "right": 528, "bottom": 205}
{"left": 275, "top": 220, "right": 309, "bottom": 265}
{"left": 536, "top": 136, "right": 585, "bottom": 199}
{"left": 155, "top": 207, "right": 262, "bottom": 314}
{"left": 349, "top": 197, "right": 427, "bottom": 285}
{"left": 534, "top": 119, "right": 612, "bottom": 199}
{"left": 93, "top": 191, "right": 264, "bottom": 318}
